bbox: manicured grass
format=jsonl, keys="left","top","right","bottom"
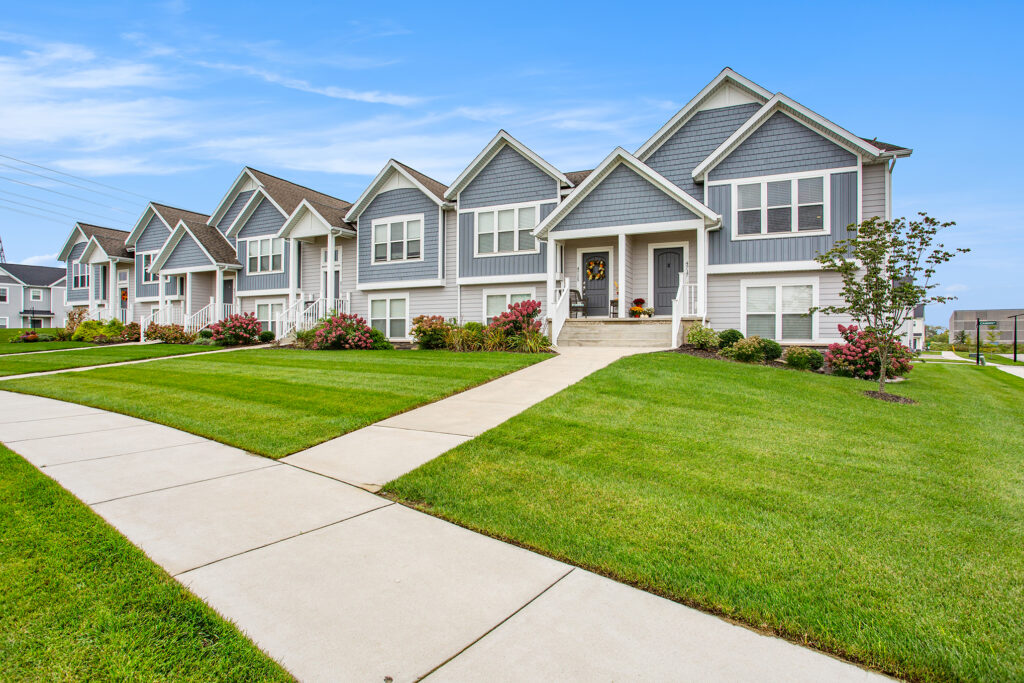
{"left": 0, "top": 341, "right": 96, "bottom": 354}
{"left": 0, "top": 343, "right": 220, "bottom": 376}
{"left": 954, "top": 351, "right": 1024, "bottom": 366}
{"left": 0, "top": 328, "right": 60, "bottom": 342}
{"left": 0, "top": 444, "right": 292, "bottom": 681}
{"left": 2, "top": 349, "right": 549, "bottom": 457}
{"left": 385, "top": 353, "right": 1024, "bottom": 681}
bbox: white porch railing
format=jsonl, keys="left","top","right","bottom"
{"left": 671, "top": 279, "right": 701, "bottom": 346}
{"left": 183, "top": 301, "right": 238, "bottom": 334}
{"left": 87, "top": 306, "right": 133, "bottom": 324}
{"left": 140, "top": 306, "right": 185, "bottom": 340}
{"left": 550, "top": 277, "right": 573, "bottom": 345}
{"left": 277, "top": 293, "right": 351, "bottom": 339}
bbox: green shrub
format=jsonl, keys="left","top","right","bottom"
{"left": 72, "top": 320, "right": 105, "bottom": 342}
{"left": 192, "top": 337, "right": 216, "bottom": 346}
{"left": 784, "top": 346, "right": 825, "bottom": 371}
{"left": 721, "top": 336, "right": 765, "bottom": 363}
{"left": 259, "top": 330, "right": 275, "bottom": 343}
{"left": 102, "top": 318, "right": 125, "bottom": 338}
{"left": 368, "top": 328, "right": 393, "bottom": 350}
{"left": 509, "top": 328, "right": 551, "bottom": 353}
{"left": 482, "top": 326, "right": 506, "bottom": 352}
{"left": 718, "top": 329, "right": 743, "bottom": 348}
{"left": 464, "top": 321, "right": 485, "bottom": 333}
{"left": 686, "top": 322, "right": 720, "bottom": 350}
{"left": 444, "top": 325, "right": 482, "bottom": 352}
{"left": 760, "top": 338, "right": 783, "bottom": 362}
{"left": 121, "top": 322, "right": 141, "bottom": 342}
{"left": 411, "top": 315, "right": 451, "bottom": 350}
{"left": 198, "top": 328, "right": 214, "bottom": 339}
{"left": 36, "top": 334, "right": 55, "bottom": 342}
{"left": 294, "top": 328, "right": 317, "bottom": 349}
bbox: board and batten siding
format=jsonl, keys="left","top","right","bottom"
{"left": 163, "top": 232, "right": 214, "bottom": 271}
{"left": 235, "top": 196, "right": 291, "bottom": 292}
{"left": 861, "top": 163, "right": 887, "bottom": 219}
{"left": 459, "top": 145, "right": 560, "bottom": 209}
{"left": 705, "top": 171, "right": 858, "bottom": 265}
{"left": 236, "top": 196, "right": 286, "bottom": 238}
{"left": 22, "top": 285, "right": 52, "bottom": 311}
{"left": 708, "top": 112, "right": 857, "bottom": 181}
{"left": 645, "top": 102, "right": 761, "bottom": 201}
{"left": 458, "top": 203, "right": 553, "bottom": 278}
{"left": 553, "top": 164, "right": 697, "bottom": 233}
{"left": 357, "top": 187, "right": 440, "bottom": 283}
{"left": 66, "top": 241, "right": 88, "bottom": 302}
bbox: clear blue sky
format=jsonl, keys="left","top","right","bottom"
{"left": 1, "top": 0, "right": 1020, "bottom": 325}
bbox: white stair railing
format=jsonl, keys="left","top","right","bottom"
{"left": 184, "top": 303, "right": 214, "bottom": 334}
{"left": 671, "top": 276, "right": 700, "bottom": 346}
{"left": 551, "top": 277, "right": 572, "bottom": 345}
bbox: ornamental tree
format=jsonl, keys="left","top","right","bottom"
{"left": 813, "top": 212, "right": 968, "bottom": 394}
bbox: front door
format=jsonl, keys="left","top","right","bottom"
{"left": 652, "top": 247, "right": 685, "bottom": 315}
{"left": 222, "top": 278, "right": 234, "bottom": 306}
{"left": 581, "top": 251, "right": 609, "bottom": 316}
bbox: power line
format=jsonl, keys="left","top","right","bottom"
{"left": 0, "top": 188, "right": 124, "bottom": 225}
{"left": 0, "top": 174, "right": 136, "bottom": 215}
{"left": 0, "top": 152, "right": 151, "bottom": 201}
{"left": 0, "top": 203, "right": 71, "bottom": 226}
{"left": 0, "top": 161, "right": 140, "bottom": 207}
{"left": 0, "top": 196, "right": 107, "bottom": 224}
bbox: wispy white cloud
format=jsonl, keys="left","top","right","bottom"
{"left": 21, "top": 252, "right": 59, "bottom": 265}
{"left": 52, "top": 156, "right": 205, "bottom": 177}
{"left": 945, "top": 283, "right": 969, "bottom": 292}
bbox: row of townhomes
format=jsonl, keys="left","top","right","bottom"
{"left": 57, "top": 68, "right": 912, "bottom": 347}
{"left": 0, "top": 263, "right": 68, "bottom": 329}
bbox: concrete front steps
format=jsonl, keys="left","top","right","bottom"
{"left": 557, "top": 318, "right": 674, "bottom": 348}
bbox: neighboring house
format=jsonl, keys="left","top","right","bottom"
{"left": 948, "top": 308, "right": 1024, "bottom": 345}
{"left": 0, "top": 263, "right": 68, "bottom": 329}
{"left": 57, "top": 222, "right": 133, "bottom": 322}
{"left": 54, "top": 68, "right": 912, "bottom": 346}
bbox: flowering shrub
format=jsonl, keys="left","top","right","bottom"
{"left": 489, "top": 300, "right": 542, "bottom": 337}
{"left": 209, "top": 313, "right": 262, "bottom": 346}
{"left": 686, "top": 322, "right": 719, "bottom": 350}
{"left": 411, "top": 315, "right": 451, "bottom": 349}
{"left": 720, "top": 336, "right": 765, "bottom": 363}
{"left": 310, "top": 313, "right": 391, "bottom": 350}
{"left": 13, "top": 331, "right": 39, "bottom": 343}
{"left": 784, "top": 346, "right": 825, "bottom": 371}
{"left": 121, "top": 322, "right": 141, "bottom": 342}
{"left": 826, "top": 324, "right": 913, "bottom": 380}
{"left": 144, "top": 322, "right": 196, "bottom": 344}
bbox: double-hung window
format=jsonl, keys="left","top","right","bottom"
{"left": 735, "top": 174, "right": 827, "bottom": 237}
{"left": 72, "top": 262, "right": 90, "bottom": 289}
{"left": 256, "top": 302, "right": 284, "bottom": 335}
{"left": 369, "top": 295, "right": 408, "bottom": 338}
{"left": 475, "top": 204, "right": 538, "bottom": 256}
{"left": 246, "top": 237, "right": 284, "bottom": 274}
{"left": 484, "top": 290, "right": 534, "bottom": 325}
{"left": 373, "top": 216, "right": 422, "bottom": 263}
{"left": 141, "top": 253, "right": 158, "bottom": 283}
{"left": 0, "top": 287, "right": 6, "bottom": 303}
{"left": 744, "top": 281, "right": 815, "bottom": 341}
{"left": 29, "top": 289, "right": 42, "bottom": 302}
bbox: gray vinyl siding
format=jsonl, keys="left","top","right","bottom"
{"left": 236, "top": 239, "right": 290, "bottom": 291}
{"left": 66, "top": 242, "right": 88, "bottom": 302}
{"left": 163, "top": 232, "right": 214, "bottom": 270}
{"left": 645, "top": 102, "right": 761, "bottom": 201}
{"left": 218, "top": 190, "right": 255, "bottom": 237}
{"left": 236, "top": 196, "right": 286, "bottom": 238}
{"left": 357, "top": 188, "right": 440, "bottom": 283}
{"left": 706, "top": 171, "right": 858, "bottom": 265}
{"left": 552, "top": 164, "right": 697, "bottom": 233}
{"left": 22, "top": 285, "right": 52, "bottom": 312}
{"left": 136, "top": 253, "right": 159, "bottom": 298}
{"left": 136, "top": 214, "right": 171, "bottom": 298}
{"left": 862, "top": 163, "right": 886, "bottom": 219}
{"left": 458, "top": 203, "right": 553, "bottom": 277}
{"left": 708, "top": 112, "right": 857, "bottom": 181}
{"left": 460, "top": 145, "right": 559, "bottom": 209}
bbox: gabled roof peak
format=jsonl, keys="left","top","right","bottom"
{"left": 344, "top": 159, "right": 450, "bottom": 223}
{"left": 444, "top": 130, "right": 570, "bottom": 201}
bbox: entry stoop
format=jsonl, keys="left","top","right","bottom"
{"left": 557, "top": 319, "right": 673, "bottom": 348}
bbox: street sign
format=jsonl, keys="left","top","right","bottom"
{"left": 980, "top": 320, "right": 997, "bottom": 325}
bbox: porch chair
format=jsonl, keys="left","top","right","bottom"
{"left": 569, "top": 289, "right": 587, "bottom": 318}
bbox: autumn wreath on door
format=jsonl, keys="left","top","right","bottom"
{"left": 585, "top": 259, "right": 606, "bottom": 281}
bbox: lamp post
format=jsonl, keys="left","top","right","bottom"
{"left": 1009, "top": 313, "right": 1024, "bottom": 363}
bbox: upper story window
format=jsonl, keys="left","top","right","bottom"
{"left": 72, "top": 262, "right": 90, "bottom": 289}
{"left": 0, "top": 287, "right": 7, "bottom": 303}
{"left": 373, "top": 215, "right": 422, "bottom": 264}
{"left": 474, "top": 203, "right": 538, "bottom": 256}
{"left": 29, "top": 288, "right": 42, "bottom": 302}
{"left": 733, "top": 172, "right": 829, "bottom": 238}
{"left": 246, "top": 237, "right": 284, "bottom": 275}
{"left": 141, "top": 253, "right": 159, "bottom": 283}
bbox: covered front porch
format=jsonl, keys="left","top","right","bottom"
{"left": 146, "top": 266, "right": 240, "bottom": 333}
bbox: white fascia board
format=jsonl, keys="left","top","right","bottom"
{"left": 706, "top": 260, "right": 826, "bottom": 275}
{"left": 548, "top": 219, "right": 706, "bottom": 241}
{"left": 277, "top": 200, "right": 331, "bottom": 239}
{"left": 533, "top": 148, "right": 720, "bottom": 239}
{"left": 692, "top": 94, "right": 885, "bottom": 182}
{"left": 345, "top": 161, "right": 445, "bottom": 223}
{"left": 208, "top": 168, "right": 261, "bottom": 227}
{"left": 444, "top": 130, "right": 570, "bottom": 200}
{"left": 635, "top": 68, "right": 772, "bottom": 160}
{"left": 79, "top": 237, "right": 110, "bottom": 265}
{"left": 356, "top": 278, "right": 445, "bottom": 291}
{"left": 456, "top": 273, "right": 546, "bottom": 286}
{"left": 57, "top": 224, "right": 89, "bottom": 261}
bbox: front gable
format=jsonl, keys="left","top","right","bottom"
{"left": 553, "top": 164, "right": 698, "bottom": 233}
{"left": 461, "top": 144, "right": 559, "bottom": 209}
{"left": 236, "top": 196, "right": 286, "bottom": 239}
{"left": 357, "top": 185, "right": 440, "bottom": 284}
{"left": 162, "top": 231, "right": 214, "bottom": 271}
{"left": 708, "top": 111, "right": 857, "bottom": 181}
{"left": 136, "top": 214, "right": 171, "bottom": 252}
{"left": 217, "top": 189, "right": 255, "bottom": 234}
{"left": 57, "top": 225, "right": 88, "bottom": 262}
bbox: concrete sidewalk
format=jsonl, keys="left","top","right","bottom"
{"left": 0, "top": 360, "right": 885, "bottom": 681}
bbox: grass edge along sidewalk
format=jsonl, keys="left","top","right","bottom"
{"left": 0, "top": 343, "right": 227, "bottom": 377}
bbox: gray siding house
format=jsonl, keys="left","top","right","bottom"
{"left": 0, "top": 264, "right": 68, "bottom": 329}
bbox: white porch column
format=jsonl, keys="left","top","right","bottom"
{"left": 215, "top": 267, "right": 224, "bottom": 316}
{"left": 185, "top": 272, "right": 192, "bottom": 317}
{"left": 159, "top": 275, "right": 167, "bottom": 322}
{"left": 87, "top": 264, "right": 94, "bottom": 312}
{"left": 107, "top": 262, "right": 116, "bottom": 311}
{"left": 289, "top": 238, "right": 300, "bottom": 308}
{"left": 697, "top": 227, "right": 707, "bottom": 319}
{"left": 617, "top": 233, "right": 627, "bottom": 318}
{"left": 545, "top": 237, "right": 556, "bottom": 318}
{"left": 326, "top": 232, "right": 336, "bottom": 303}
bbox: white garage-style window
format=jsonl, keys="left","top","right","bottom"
{"left": 730, "top": 170, "right": 833, "bottom": 238}
{"left": 474, "top": 203, "right": 540, "bottom": 256}
{"left": 246, "top": 237, "right": 284, "bottom": 275}
{"left": 483, "top": 288, "right": 536, "bottom": 325}
{"left": 256, "top": 301, "right": 284, "bottom": 335}
{"left": 372, "top": 215, "right": 422, "bottom": 263}
{"left": 29, "top": 288, "right": 42, "bottom": 302}
{"left": 741, "top": 278, "right": 817, "bottom": 341}
{"left": 369, "top": 294, "right": 409, "bottom": 339}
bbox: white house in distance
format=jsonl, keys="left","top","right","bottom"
{"left": 0, "top": 263, "right": 68, "bottom": 329}
{"left": 57, "top": 68, "right": 912, "bottom": 347}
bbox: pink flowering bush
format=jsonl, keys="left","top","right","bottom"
{"left": 311, "top": 313, "right": 392, "bottom": 350}
{"left": 210, "top": 313, "right": 262, "bottom": 346}
{"left": 826, "top": 324, "right": 913, "bottom": 380}
{"left": 489, "top": 299, "right": 542, "bottom": 336}
{"left": 411, "top": 315, "right": 452, "bottom": 349}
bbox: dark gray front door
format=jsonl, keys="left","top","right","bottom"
{"left": 581, "top": 251, "right": 609, "bottom": 316}
{"left": 223, "top": 278, "right": 234, "bottom": 303}
{"left": 653, "top": 247, "right": 685, "bottom": 315}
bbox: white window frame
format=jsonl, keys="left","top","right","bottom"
{"left": 0, "top": 317, "right": 7, "bottom": 328}
{"left": 140, "top": 252, "right": 159, "bottom": 283}
{"left": 482, "top": 286, "right": 537, "bottom": 325}
{"left": 0, "top": 287, "right": 6, "bottom": 304}
{"left": 716, "top": 167, "right": 853, "bottom": 240}
{"left": 467, "top": 201, "right": 543, "bottom": 258}
{"left": 29, "top": 288, "right": 42, "bottom": 302}
{"left": 255, "top": 299, "right": 286, "bottom": 337}
{"left": 244, "top": 237, "right": 285, "bottom": 275}
{"left": 371, "top": 214, "right": 424, "bottom": 265}
{"left": 368, "top": 293, "right": 410, "bottom": 340}
{"left": 739, "top": 276, "right": 819, "bottom": 342}
{"left": 72, "top": 261, "right": 90, "bottom": 290}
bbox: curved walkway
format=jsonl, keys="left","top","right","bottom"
{"left": 0, "top": 350, "right": 884, "bottom": 682}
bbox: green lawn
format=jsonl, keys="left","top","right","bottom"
{"left": 0, "top": 343, "right": 220, "bottom": 376}
{"left": 0, "top": 341, "right": 96, "bottom": 354}
{"left": 0, "top": 328, "right": 60, "bottom": 342}
{"left": 385, "top": 353, "right": 1024, "bottom": 681}
{"left": 2, "top": 349, "right": 548, "bottom": 457}
{"left": 0, "top": 444, "right": 292, "bottom": 681}
{"left": 954, "top": 351, "right": 1024, "bottom": 366}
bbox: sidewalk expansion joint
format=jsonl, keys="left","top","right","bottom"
{"left": 88, "top": 462, "right": 281, "bottom": 505}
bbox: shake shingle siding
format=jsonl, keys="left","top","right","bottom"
{"left": 236, "top": 197, "right": 286, "bottom": 238}
{"left": 66, "top": 242, "right": 88, "bottom": 302}
{"left": 708, "top": 112, "right": 857, "bottom": 181}
{"left": 460, "top": 145, "right": 559, "bottom": 209}
{"left": 553, "top": 165, "right": 696, "bottom": 233}
{"left": 458, "top": 203, "right": 553, "bottom": 277}
{"left": 646, "top": 102, "right": 761, "bottom": 201}
{"left": 163, "top": 232, "right": 214, "bottom": 270}
{"left": 358, "top": 188, "right": 439, "bottom": 283}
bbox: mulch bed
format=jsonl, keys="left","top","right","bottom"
{"left": 863, "top": 390, "right": 917, "bottom": 404}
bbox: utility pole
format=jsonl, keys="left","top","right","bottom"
{"left": 0, "top": 234, "right": 6, "bottom": 263}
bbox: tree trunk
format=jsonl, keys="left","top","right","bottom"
{"left": 878, "top": 347, "right": 889, "bottom": 393}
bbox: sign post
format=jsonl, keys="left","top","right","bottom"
{"left": 976, "top": 319, "right": 997, "bottom": 365}
{"left": 1009, "top": 313, "right": 1024, "bottom": 364}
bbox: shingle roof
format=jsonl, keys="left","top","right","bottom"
{"left": 247, "top": 168, "right": 353, "bottom": 219}
{"left": 150, "top": 203, "right": 209, "bottom": 230}
{"left": 180, "top": 220, "right": 240, "bottom": 266}
{"left": 860, "top": 137, "right": 910, "bottom": 153}
{"left": 391, "top": 160, "right": 449, "bottom": 201}
{"left": 0, "top": 263, "right": 67, "bottom": 286}
{"left": 76, "top": 223, "right": 131, "bottom": 260}
{"left": 564, "top": 170, "right": 594, "bottom": 185}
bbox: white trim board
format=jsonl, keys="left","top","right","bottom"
{"left": 707, "top": 260, "right": 825, "bottom": 274}
{"left": 445, "top": 130, "right": 570, "bottom": 201}
{"left": 456, "top": 274, "right": 546, "bottom": 286}
{"left": 481, "top": 286, "right": 537, "bottom": 325}
{"left": 464, "top": 199, "right": 544, "bottom": 258}
{"left": 356, "top": 278, "right": 445, "bottom": 291}
{"left": 548, "top": 219, "right": 706, "bottom": 241}
{"left": 345, "top": 160, "right": 448, "bottom": 223}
